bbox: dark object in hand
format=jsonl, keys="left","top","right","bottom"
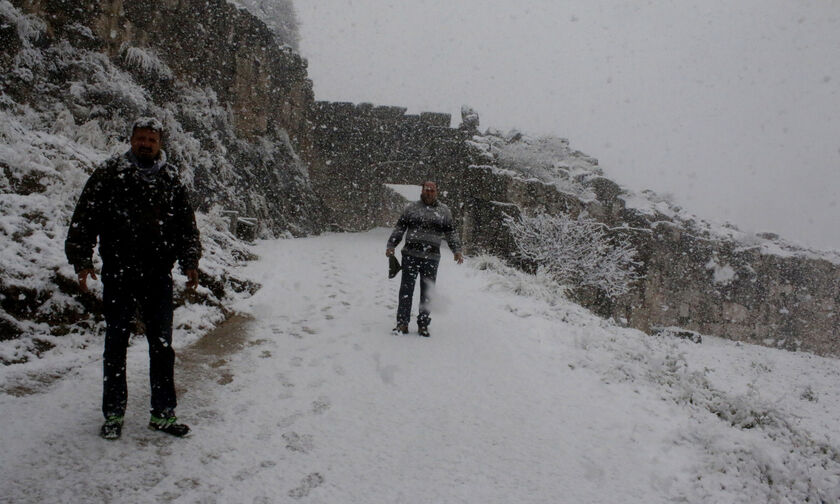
{"left": 388, "top": 255, "right": 401, "bottom": 279}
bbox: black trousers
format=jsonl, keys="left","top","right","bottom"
{"left": 102, "top": 270, "right": 176, "bottom": 418}
{"left": 396, "top": 254, "right": 439, "bottom": 327}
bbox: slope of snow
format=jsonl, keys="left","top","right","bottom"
{"left": 1, "top": 229, "right": 838, "bottom": 503}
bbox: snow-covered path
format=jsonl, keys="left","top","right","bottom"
{"left": 2, "top": 230, "right": 839, "bottom": 503}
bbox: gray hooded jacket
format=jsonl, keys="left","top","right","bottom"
{"left": 387, "top": 200, "right": 461, "bottom": 261}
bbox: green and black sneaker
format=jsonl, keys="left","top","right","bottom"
{"left": 148, "top": 412, "right": 190, "bottom": 437}
{"left": 100, "top": 415, "right": 123, "bottom": 440}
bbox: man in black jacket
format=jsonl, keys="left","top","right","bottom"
{"left": 386, "top": 181, "right": 463, "bottom": 337}
{"left": 66, "top": 117, "right": 201, "bottom": 440}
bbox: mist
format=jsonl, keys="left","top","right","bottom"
{"left": 294, "top": 0, "right": 840, "bottom": 250}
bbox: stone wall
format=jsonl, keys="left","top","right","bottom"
{"left": 615, "top": 227, "right": 840, "bottom": 355}
{"left": 310, "top": 101, "right": 475, "bottom": 230}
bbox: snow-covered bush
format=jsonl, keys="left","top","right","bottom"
{"left": 505, "top": 211, "right": 642, "bottom": 298}
{"left": 119, "top": 44, "right": 174, "bottom": 81}
{"left": 467, "top": 132, "right": 600, "bottom": 200}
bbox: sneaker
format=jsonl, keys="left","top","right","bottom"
{"left": 100, "top": 415, "right": 123, "bottom": 440}
{"left": 148, "top": 412, "right": 190, "bottom": 437}
{"left": 418, "top": 326, "right": 430, "bottom": 337}
{"left": 392, "top": 324, "right": 408, "bottom": 334}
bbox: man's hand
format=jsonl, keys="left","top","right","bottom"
{"left": 185, "top": 269, "right": 199, "bottom": 290}
{"left": 78, "top": 268, "right": 97, "bottom": 293}
{"left": 454, "top": 252, "right": 464, "bottom": 264}
{"left": 386, "top": 248, "right": 395, "bottom": 257}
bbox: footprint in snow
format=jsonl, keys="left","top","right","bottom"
{"left": 312, "top": 397, "right": 331, "bottom": 415}
{"left": 282, "top": 432, "right": 314, "bottom": 453}
{"left": 277, "top": 412, "right": 304, "bottom": 429}
{"left": 275, "top": 373, "right": 295, "bottom": 388}
{"left": 217, "top": 372, "right": 234, "bottom": 385}
{"left": 374, "top": 353, "right": 398, "bottom": 385}
{"left": 288, "top": 473, "right": 324, "bottom": 499}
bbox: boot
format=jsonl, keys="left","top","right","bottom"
{"left": 100, "top": 415, "right": 123, "bottom": 440}
{"left": 148, "top": 411, "right": 190, "bottom": 437}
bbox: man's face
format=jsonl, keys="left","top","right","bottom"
{"left": 421, "top": 182, "right": 438, "bottom": 205}
{"left": 130, "top": 128, "right": 162, "bottom": 162}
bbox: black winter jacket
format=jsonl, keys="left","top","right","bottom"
{"left": 65, "top": 151, "right": 201, "bottom": 277}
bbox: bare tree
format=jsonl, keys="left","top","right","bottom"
{"left": 505, "top": 212, "right": 642, "bottom": 298}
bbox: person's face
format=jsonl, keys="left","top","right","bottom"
{"left": 130, "top": 128, "right": 162, "bottom": 161}
{"left": 421, "top": 182, "right": 438, "bottom": 204}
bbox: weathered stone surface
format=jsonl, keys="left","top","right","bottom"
{"left": 10, "top": 0, "right": 326, "bottom": 236}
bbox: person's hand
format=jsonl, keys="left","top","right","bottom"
{"left": 454, "top": 252, "right": 464, "bottom": 264}
{"left": 78, "top": 268, "right": 97, "bottom": 293}
{"left": 185, "top": 269, "right": 199, "bottom": 290}
{"left": 386, "top": 248, "right": 395, "bottom": 257}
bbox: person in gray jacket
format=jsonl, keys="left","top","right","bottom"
{"left": 386, "top": 181, "right": 463, "bottom": 337}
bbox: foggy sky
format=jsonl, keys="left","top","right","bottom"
{"left": 294, "top": 0, "right": 840, "bottom": 250}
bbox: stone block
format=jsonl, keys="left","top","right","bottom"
{"left": 372, "top": 106, "right": 407, "bottom": 119}
{"left": 419, "top": 112, "right": 451, "bottom": 127}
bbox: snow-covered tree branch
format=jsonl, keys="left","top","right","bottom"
{"left": 505, "top": 211, "right": 642, "bottom": 298}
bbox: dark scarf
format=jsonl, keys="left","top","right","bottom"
{"left": 127, "top": 150, "right": 166, "bottom": 183}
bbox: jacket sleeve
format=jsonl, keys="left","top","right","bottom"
{"left": 65, "top": 171, "right": 104, "bottom": 273}
{"left": 387, "top": 210, "right": 409, "bottom": 249}
{"left": 443, "top": 210, "right": 462, "bottom": 254}
{"left": 173, "top": 183, "right": 202, "bottom": 272}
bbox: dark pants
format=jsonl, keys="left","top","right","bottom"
{"left": 102, "top": 270, "right": 176, "bottom": 419}
{"left": 396, "top": 254, "right": 439, "bottom": 327}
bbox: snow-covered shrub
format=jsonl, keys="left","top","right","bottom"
{"left": 505, "top": 211, "right": 642, "bottom": 298}
{"left": 0, "top": 0, "right": 46, "bottom": 43}
{"left": 467, "top": 132, "right": 600, "bottom": 200}
{"left": 119, "top": 44, "right": 174, "bottom": 81}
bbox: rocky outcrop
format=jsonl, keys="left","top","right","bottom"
{"left": 9, "top": 0, "right": 325, "bottom": 235}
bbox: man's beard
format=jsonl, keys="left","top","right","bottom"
{"left": 135, "top": 148, "right": 156, "bottom": 162}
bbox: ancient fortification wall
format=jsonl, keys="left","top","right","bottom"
{"left": 309, "top": 101, "right": 473, "bottom": 230}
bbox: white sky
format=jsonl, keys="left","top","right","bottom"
{"left": 295, "top": 0, "right": 840, "bottom": 250}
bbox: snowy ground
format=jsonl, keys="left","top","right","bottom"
{"left": 1, "top": 229, "right": 839, "bottom": 503}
